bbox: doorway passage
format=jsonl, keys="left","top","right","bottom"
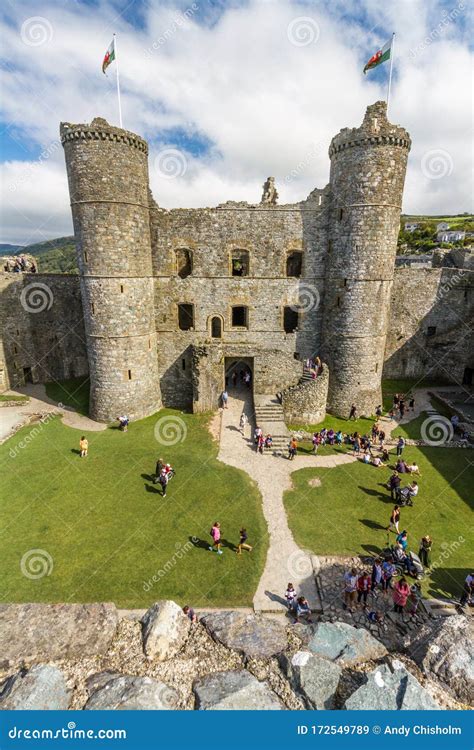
{"left": 224, "top": 357, "right": 254, "bottom": 393}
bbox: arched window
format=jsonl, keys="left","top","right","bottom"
{"left": 176, "top": 248, "right": 193, "bottom": 278}
{"left": 286, "top": 251, "right": 303, "bottom": 277}
{"left": 211, "top": 317, "right": 222, "bottom": 338}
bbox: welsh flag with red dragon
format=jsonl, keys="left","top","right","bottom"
{"left": 363, "top": 38, "right": 392, "bottom": 74}
{"left": 102, "top": 38, "right": 116, "bottom": 74}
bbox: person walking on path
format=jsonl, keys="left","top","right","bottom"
{"left": 288, "top": 437, "right": 297, "bottom": 460}
{"left": 239, "top": 413, "right": 248, "bottom": 434}
{"left": 419, "top": 535, "right": 432, "bottom": 568}
{"left": 387, "top": 505, "right": 401, "bottom": 534}
{"left": 236, "top": 527, "right": 253, "bottom": 554}
{"left": 408, "top": 395, "right": 415, "bottom": 412}
{"left": 349, "top": 404, "right": 357, "bottom": 420}
{"left": 396, "top": 437, "right": 406, "bottom": 457}
{"left": 285, "top": 583, "right": 297, "bottom": 611}
{"left": 357, "top": 571, "right": 371, "bottom": 608}
{"left": 79, "top": 436, "right": 88, "bottom": 458}
{"left": 343, "top": 567, "right": 358, "bottom": 613}
{"left": 393, "top": 577, "right": 410, "bottom": 616}
{"left": 209, "top": 522, "right": 223, "bottom": 554}
{"left": 371, "top": 558, "right": 383, "bottom": 598}
{"left": 382, "top": 559, "right": 397, "bottom": 592}
{"left": 221, "top": 390, "right": 229, "bottom": 409}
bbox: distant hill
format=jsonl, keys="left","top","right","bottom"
{"left": 0, "top": 236, "right": 77, "bottom": 273}
{"left": 0, "top": 243, "right": 24, "bottom": 255}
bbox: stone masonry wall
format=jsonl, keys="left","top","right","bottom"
{"left": 281, "top": 365, "right": 329, "bottom": 424}
{"left": 0, "top": 273, "right": 88, "bottom": 391}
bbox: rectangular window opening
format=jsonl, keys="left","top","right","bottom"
{"left": 231, "top": 306, "right": 248, "bottom": 328}
{"left": 336, "top": 296, "right": 340, "bottom": 307}
{"left": 182, "top": 359, "right": 186, "bottom": 371}
{"left": 84, "top": 251, "right": 88, "bottom": 263}
{"left": 231, "top": 250, "right": 249, "bottom": 277}
{"left": 283, "top": 306, "right": 298, "bottom": 333}
{"left": 338, "top": 208, "right": 344, "bottom": 221}
{"left": 128, "top": 369, "right": 132, "bottom": 380}
{"left": 120, "top": 284, "right": 124, "bottom": 293}
{"left": 178, "top": 303, "right": 194, "bottom": 330}
{"left": 91, "top": 303, "right": 95, "bottom": 315}
{"left": 427, "top": 326, "right": 437, "bottom": 337}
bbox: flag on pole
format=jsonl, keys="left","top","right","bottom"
{"left": 363, "top": 38, "right": 392, "bottom": 75}
{"left": 102, "top": 38, "right": 116, "bottom": 74}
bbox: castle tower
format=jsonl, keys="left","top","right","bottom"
{"left": 60, "top": 118, "right": 161, "bottom": 422}
{"left": 322, "top": 101, "right": 411, "bottom": 417}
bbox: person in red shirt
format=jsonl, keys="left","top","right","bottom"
{"left": 356, "top": 571, "right": 371, "bottom": 607}
{"left": 393, "top": 577, "right": 410, "bottom": 615}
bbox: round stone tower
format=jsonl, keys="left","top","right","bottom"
{"left": 60, "top": 118, "right": 161, "bottom": 422}
{"left": 322, "top": 101, "right": 411, "bottom": 417}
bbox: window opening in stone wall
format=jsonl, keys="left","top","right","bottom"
{"left": 148, "top": 338, "right": 151, "bottom": 350}
{"left": 120, "top": 284, "right": 124, "bottom": 293}
{"left": 178, "top": 303, "right": 194, "bottom": 330}
{"left": 328, "top": 240, "right": 333, "bottom": 252}
{"left": 286, "top": 251, "right": 303, "bottom": 277}
{"left": 84, "top": 251, "right": 88, "bottom": 263}
{"left": 176, "top": 249, "right": 193, "bottom": 279}
{"left": 23, "top": 366, "right": 32, "bottom": 383}
{"left": 128, "top": 369, "right": 132, "bottom": 380}
{"left": 344, "top": 278, "right": 347, "bottom": 286}
{"left": 13, "top": 345, "right": 17, "bottom": 354}
{"left": 91, "top": 302, "right": 95, "bottom": 315}
{"left": 339, "top": 208, "right": 344, "bottom": 221}
{"left": 336, "top": 296, "right": 340, "bottom": 307}
{"left": 232, "top": 306, "right": 248, "bottom": 328}
{"left": 182, "top": 359, "right": 186, "bottom": 371}
{"left": 231, "top": 250, "right": 249, "bottom": 277}
{"left": 211, "top": 316, "right": 222, "bottom": 338}
{"left": 427, "top": 326, "right": 437, "bottom": 337}
{"left": 283, "top": 306, "right": 298, "bottom": 333}
{"left": 375, "top": 362, "right": 378, "bottom": 373}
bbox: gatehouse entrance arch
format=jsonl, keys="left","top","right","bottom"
{"left": 224, "top": 356, "right": 253, "bottom": 393}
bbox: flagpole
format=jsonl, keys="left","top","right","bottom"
{"left": 386, "top": 32, "right": 395, "bottom": 112}
{"left": 113, "top": 33, "right": 123, "bottom": 128}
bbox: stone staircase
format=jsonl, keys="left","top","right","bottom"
{"left": 253, "top": 395, "right": 291, "bottom": 452}
{"left": 301, "top": 366, "right": 314, "bottom": 383}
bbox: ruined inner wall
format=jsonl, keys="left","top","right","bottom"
{"left": 60, "top": 119, "right": 161, "bottom": 422}
{"left": 149, "top": 190, "right": 329, "bottom": 409}
{"left": 322, "top": 101, "right": 411, "bottom": 417}
{"left": 0, "top": 273, "right": 88, "bottom": 392}
{"left": 384, "top": 267, "right": 474, "bottom": 383}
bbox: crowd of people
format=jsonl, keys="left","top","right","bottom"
{"left": 3, "top": 255, "right": 37, "bottom": 273}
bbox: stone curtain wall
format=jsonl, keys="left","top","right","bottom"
{"left": 322, "top": 102, "right": 411, "bottom": 418}
{"left": 0, "top": 273, "right": 88, "bottom": 390}
{"left": 60, "top": 119, "right": 161, "bottom": 422}
{"left": 281, "top": 365, "right": 329, "bottom": 424}
{"left": 384, "top": 267, "right": 474, "bottom": 382}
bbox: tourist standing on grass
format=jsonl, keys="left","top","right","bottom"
{"left": 382, "top": 558, "right": 397, "bottom": 592}
{"left": 79, "top": 436, "right": 88, "bottom": 458}
{"left": 375, "top": 404, "right": 383, "bottom": 418}
{"left": 352, "top": 434, "right": 361, "bottom": 455}
{"left": 209, "top": 522, "right": 223, "bottom": 554}
{"left": 357, "top": 571, "right": 371, "bottom": 607}
{"left": 153, "top": 458, "right": 164, "bottom": 484}
{"left": 371, "top": 558, "right": 383, "bottom": 597}
{"left": 396, "top": 436, "right": 406, "bottom": 456}
{"left": 419, "top": 536, "right": 432, "bottom": 568}
{"left": 311, "top": 432, "right": 319, "bottom": 453}
{"left": 389, "top": 471, "right": 401, "bottom": 501}
{"left": 159, "top": 470, "right": 169, "bottom": 498}
{"left": 343, "top": 567, "right": 358, "bottom": 613}
{"left": 349, "top": 403, "right": 357, "bottom": 420}
{"left": 396, "top": 530, "right": 408, "bottom": 551}
{"left": 285, "top": 583, "right": 297, "bottom": 611}
{"left": 236, "top": 527, "right": 252, "bottom": 554}
{"left": 409, "top": 395, "right": 415, "bottom": 412}
{"left": 399, "top": 398, "right": 406, "bottom": 419}
{"left": 221, "top": 390, "right": 229, "bottom": 409}
{"left": 393, "top": 577, "right": 410, "bottom": 615}
{"left": 387, "top": 505, "right": 401, "bottom": 534}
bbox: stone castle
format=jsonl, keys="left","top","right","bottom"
{"left": 1, "top": 101, "right": 473, "bottom": 422}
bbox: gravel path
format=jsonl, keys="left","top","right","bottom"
{"left": 217, "top": 388, "right": 357, "bottom": 614}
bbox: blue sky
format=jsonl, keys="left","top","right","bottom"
{"left": 0, "top": 0, "right": 472, "bottom": 244}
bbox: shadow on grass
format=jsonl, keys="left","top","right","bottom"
{"left": 141, "top": 473, "right": 155, "bottom": 482}
{"left": 358, "top": 485, "right": 391, "bottom": 502}
{"left": 361, "top": 543, "right": 386, "bottom": 557}
{"left": 71, "top": 448, "right": 81, "bottom": 455}
{"left": 360, "top": 519, "right": 386, "bottom": 531}
{"left": 190, "top": 536, "right": 211, "bottom": 551}
{"left": 144, "top": 484, "right": 161, "bottom": 494}
{"left": 426, "top": 566, "right": 472, "bottom": 601}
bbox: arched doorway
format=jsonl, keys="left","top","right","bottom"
{"left": 211, "top": 316, "right": 222, "bottom": 338}
{"left": 224, "top": 357, "right": 253, "bottom": 392}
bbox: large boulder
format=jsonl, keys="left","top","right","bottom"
{"left": 0, "top": 665, "right": 70, "bottom": 710}
{"left": 201, "top": 611, "right": 287, "bottom": 659}
{"left": 0, "top": 603, "right": 118, "bottom": 668}
{"left": 405, "top": 615, "right": 473, "bottom": 705}
{"left": 85, "top": 675, "right": 178, "bottom": 710}
{"left": 141, "top": 600, "right": 190, "bottom": 661}
{"left": 280, "top": 650, "right": 341, "bottom": 709}
{"left": 193, "top": 670, "right": 283, "bottom": 710}
{"left": 308, "top": 622, "right": 387, "bottom": 667}
{"left": 345, "top": 661, "right": 441, "bottom": 710}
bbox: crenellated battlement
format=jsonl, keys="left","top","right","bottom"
{"left": 60, "top": 118, "right": 148, "bottom": 154}
{"left": 329, "top": 101, "right": 411, "bottom": 157}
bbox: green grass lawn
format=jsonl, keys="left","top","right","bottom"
{"left": 0, "top": 394, "right": 29, "bottom": 403}
{"left": 284, "top": 444, "right": 474, "bottom": 600}
{"left": 0, "top": 410, "right": 267, "bottom": 608}
{"left": 45, "top": 377, "right": 90, "bottom": 416}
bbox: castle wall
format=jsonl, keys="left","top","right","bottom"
{"left": 0, "top": 273, "right": 88, "bottom": 390}
{"left": 384, "top": 267, "right": 474, "bottom": 382}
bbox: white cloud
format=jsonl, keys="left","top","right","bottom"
{"left": 0, "top": 0, "right": 472, "bottom": 244}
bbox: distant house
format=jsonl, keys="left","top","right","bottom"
{"left": 404, "top": 222, "right": 420, "bottom": 233}
{"left": 395, "top": 254, "right": 432, "bottom": 268}
{"left": 436, "top": 222, "right": 450, "bottom": 231}
{"left": 437, "top": 230, "right": 466, "bottom": 243}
